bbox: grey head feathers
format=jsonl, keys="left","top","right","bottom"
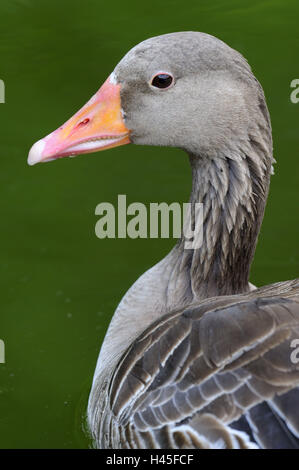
{"left": 114, "top": 32, "right": 271, "bottom": 157}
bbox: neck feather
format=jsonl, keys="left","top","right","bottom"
{"left": 171, "top": 138, "right": 272, "bottom": 299}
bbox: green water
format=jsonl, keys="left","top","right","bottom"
{"left": 0, "top": 0, "right": 298, "bottom": 448}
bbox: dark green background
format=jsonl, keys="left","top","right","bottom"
{"left": 0, "top": 0, "right": 298, "bottom": 448}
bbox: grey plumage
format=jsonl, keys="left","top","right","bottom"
{"left": 84, "top": 32, "right": 299, "bottom": 448}
{"left": 89, "top": 281, "right": 299, "bottom": 448}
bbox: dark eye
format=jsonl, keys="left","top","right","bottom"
{"left": 151, "top": 73, "right": 173, "bottom": 89}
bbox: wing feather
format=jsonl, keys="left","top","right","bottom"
{"left": 105, "top": 280, "right": 299, "bottom": 448}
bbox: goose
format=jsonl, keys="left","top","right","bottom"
{"left": 28, "top": 32, "right": 299, "bottom": 449}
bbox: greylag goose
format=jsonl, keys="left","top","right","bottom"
{"left": 28, "top": 32, "right": 299, "bottom": 449}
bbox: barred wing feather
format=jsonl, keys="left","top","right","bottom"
{"left": 101, "top": 280, "right": 299, "bottom": 448}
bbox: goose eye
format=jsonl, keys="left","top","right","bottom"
{"left": 151, "top": 73, "right": 173, "bottom": 89}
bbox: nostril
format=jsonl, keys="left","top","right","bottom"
{"left": 77, "top": 118, "right": 90, "bottom": 127}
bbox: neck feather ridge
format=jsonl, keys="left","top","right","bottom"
{"left": 169, "top": 133, "right": 273, "bottom": 300}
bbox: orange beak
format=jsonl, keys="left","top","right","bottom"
{"left": 27, "top": 75, "right": 130, "bottom": 165}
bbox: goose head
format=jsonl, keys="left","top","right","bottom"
{"left": 28, "top": 32, "right": 273, "bottom": 297}
{"left": 28, "top": 31, "right": 271, "bottom": 165}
